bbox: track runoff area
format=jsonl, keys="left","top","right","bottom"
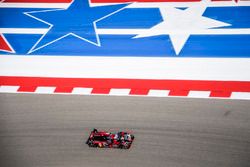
{"left": 0, "top": 93, "right": 250, "bottom": 167}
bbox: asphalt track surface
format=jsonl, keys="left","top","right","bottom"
{"left": 0, "top": 93, "right": 250, "bottom": 167}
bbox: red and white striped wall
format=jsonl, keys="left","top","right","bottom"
{"left": 1, "top": 76, "right": 250, "bottom": 99}
{"left": 1, "top": 56, "right": 250, "bottom": 99}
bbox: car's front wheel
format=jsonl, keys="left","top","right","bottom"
{"left": 87, "top": 140, "right": 95, "bottom": 147}
{"left": 120, "top": 142, "right": 131, "bottom": 149}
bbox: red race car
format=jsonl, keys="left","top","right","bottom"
{"left": 86, "top": 129, "right": 134, "bottom": 149}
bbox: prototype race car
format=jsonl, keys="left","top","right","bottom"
{"left": 86, "top": 129, "right": 134, "bottom": 149}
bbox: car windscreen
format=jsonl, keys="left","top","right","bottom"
{"left": 93, "top": 136, "right": 108, "bottom": 141}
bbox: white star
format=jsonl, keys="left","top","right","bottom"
{"left": 134, "top": 6, "right": 231, "bottom": 55}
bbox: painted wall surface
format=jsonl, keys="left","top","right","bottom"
{"left": 1, "top": 0, "right": 250, "bottom": 99}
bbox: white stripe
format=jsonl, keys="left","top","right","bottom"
{"left": 148, "top": 90, "right": 170, "bottom": 96}
{"left": 126, "top": 1, "right": 250, "bottom": 8}
{"left": 1, "top": 2, "right": 250, "bottom": 8}
{"left": 72, "top": 87, "right": 93, "bottom": 94}
{"left": 1, "top": 28, "right": 250, "bottom": 35}
{"left": 0, "top": 28, "right": 47, "bottom": 34}
{"left": 35, "top": 86, "right": 56, "bottom": 93}
{"left": 230, "top": 92, "right": 250, "bottom": 100}
{"left": 109, "top": 88, "right": 131, "bottom": 95}
{"left": 0, "top": 86, "right": 19, "bottom": 93}
{"left": 1, "top": 56, "right": 250, "bottom": 81}
{"left": 188, "top": 91, "right": 210, "bottom": 98}
{"left": 98, "top": 28, "right": 250, "bottom": 35}
{"left": 0, "top": 3, "right": 70, "bottom": 8}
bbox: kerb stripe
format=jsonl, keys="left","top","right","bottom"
{"left": 1, "top": 76, "right": 250, "bottom": 98}
{"left": 2, "top": 0, "right": 201, "bottom": 2}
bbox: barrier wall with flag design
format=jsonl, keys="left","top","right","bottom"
{"left": 1, "top": 0, "right": 250, "bottom": 99}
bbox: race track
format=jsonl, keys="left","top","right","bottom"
{"left": 0, "top": 94, "right": 250, "bottom": 167}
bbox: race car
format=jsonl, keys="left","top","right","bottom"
{"left": 86, "top": 129, "right": 134, "bottom": 149}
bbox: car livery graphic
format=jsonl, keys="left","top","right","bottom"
{"left": 0, "top": 0, "right": 250, "bottom": 99}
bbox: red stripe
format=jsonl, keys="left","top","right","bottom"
{"left": 2, "top": 0, "right": 72, "bottom": 2}
{"left": 168, "top": 90, "right": 189, "bottom": 96}
{"left": 209, "top": 91, "right": 231, "bottom": 97}
{"left": 54, "top": 86, "right": 74, "bottom": 93}
{"left": 2, "top": 0, "right": 201, "bottom": 3}
{"left": 1, "top": 76, "right": 250, "bottom": 97}
{"left": 91, "top": 88, "right": 110, "bottom": 94}
{"left": 0, "top": 34, "right": 13, "bottom": 53}
{"left": 17, "top": 86, "right": 37, "bottom": 92}
{"left": 129, "top": 89, "right": 149, "bottom": 95}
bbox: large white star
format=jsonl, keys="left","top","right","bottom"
{"left": 134, "top": 6, "right": 231, "bottom": 55}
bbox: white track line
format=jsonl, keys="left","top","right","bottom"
{"left": 1, "top": 2, "right": 250, "bottom": 8}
